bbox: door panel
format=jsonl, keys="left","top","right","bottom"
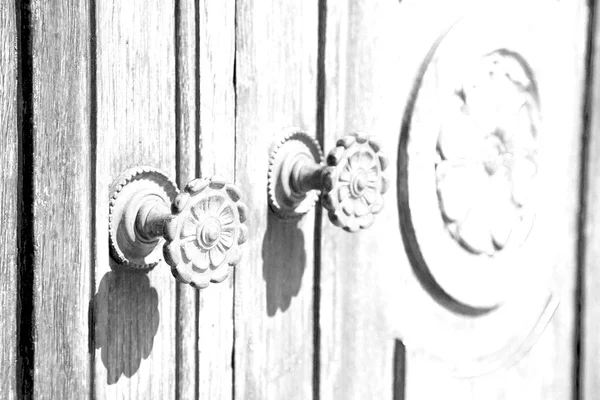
{"left": 402, "top": 2, "right": 588, "bottom": 399}
{"left": 174, "top": 1, "right": 198, "bottom": 397}
{"left": 29, "top": 1, "right": 93, "bottom": 397}
{"left": 321, "top": 0, "right": 588, "bottom": 399}
{"left": 93, "top": 1, "right": 176, "bottom": 397}
{"left": 0, "top": 3, "right": 19, "bottom": 399}
{"left": 319, "top": 1, "right": 404, "bottom": 398}
{"left": 234, "top": 1, "right": 319, "bottom": 398}
{"left": 197, "top": 0, "right": 236, "bottom": 398}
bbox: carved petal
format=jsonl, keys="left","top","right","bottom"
{"left": 180, "top": 216, "right": 197, "bottom": 239}
{"left": 219, "top": 204, "right": 235, "bottom": 227}
{"left": 192, "top": 250, "right": 209, "bottom": 272}
{"left": 348, "top": 152, "right": 360, "bottom": 169}
{"left": 358, "top": 213, "right": 375, "bottom": 229}
{"left": 226, "top": 247, "right": 242, "bottom": 266}
{"left": 191, "top": 198, "right": 208, "bottom": 222}
{"left": 436, "top": 162, "right": 483, "bottom": 222}
{"left": 338, "top": 184, "right": 351, "bottom": 203}
{"left": 209, "top": 245, "right": 227, "bottom": 267}
{"left": 190, "top": 275, "right": 211, "bottom": 290}
{"left": 508, "top": 105, "right": 537, "bottom": 151}
{"left": 173, "top": 262, "right": 194, "bottom": 284}
{"left": 358, "top": 151, "right": 374, "bottom": 169}
{"left": 342, "top": 199, "right": 354, "bottom": 216}
{"left": 456, "top": 203, "right": 494, "bottom": 255}
{"left": 366, "top": 166, "right": 378, "bottom": 183}
{"left": 339, "top": 170, "right": 352, "bottom": 183}
{"left": 219, "top": 227, "right": 235, "bottom": 249}
{"left": 511, "top": 156, "right": 536, "bottom": 206}
{"left": 182, "top": 239, "right": 200, "bottom": 262}
{"left": 210, "top": 265, "right": 230, "bottom": 283}
{"left": 207, "top": 194, "right": 225, "bottom": 216}
{"left": 371, "top": 196, "right": 384, "bottom": 214}
{"left": 354, "top": 198, "right": 369, "bottom": 217}
{"left": 489, "top": 202, "right": 517, "bottom": 250}
{"left": 362, "top": 187, "right": 377, "bottom": 205}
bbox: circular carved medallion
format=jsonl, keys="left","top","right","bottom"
{"left": 400, "top": 36, "right": 544, "bottom": 312}
{"left": 396, "top": 6, "right": 560, "bottom": 376}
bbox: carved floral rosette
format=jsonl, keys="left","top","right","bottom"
{"left": 321, "top": 132, "right": 389, "bottom": 232}
{"left": 435, "top": 50, "right": 540, "bottom": 256}
{"left": 163, "top": 176, "right": 248, "bottom": 289}
{"left": 395, "top": 4, "right": 564, "bottom": 377}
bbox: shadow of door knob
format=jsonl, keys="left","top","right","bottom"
{"left": 268, "top": 129, "right": 389, "bottom": 232}
{"left": 109, "top": 166, "right": 248, "bottom": 288}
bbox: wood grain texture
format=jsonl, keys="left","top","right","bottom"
{"left": 175, "top": 0, "right": 198, "bottom": 398}
{"left": 0, "top": 2, "right": 18, "bottom": 399}
{"left": 234, "top": 1, "right": 318, "bottom": 399}
{"left": 93, "top": 1, "right": 176, "bottom": 398}
{"left": 29, "top": 0, "right": 93, "bottom": 397}
{"left": 319, "top": 0, "right": 403, "bottom": 398}
{"left": 197, "top": 0, "right": 236, "bottom": 398}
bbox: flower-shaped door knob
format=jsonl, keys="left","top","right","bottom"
{"left": 109, "top": 166, "right": 248, "bottom": 289}
{"left": 268, "top": 130, "right": 389, "bottom": 231}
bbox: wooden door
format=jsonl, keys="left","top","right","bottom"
{"left": 0, "top": 0, "right": 595, "bottom": 399}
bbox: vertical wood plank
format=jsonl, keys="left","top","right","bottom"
{"left": 29, "top": 0, "right": 92, "bottom": 397}
{"left": 93, "top": 1, "right": 176, "bottom": 398}
{"left": 175, "top": 0, "right": 198, "bottom": 398}
{"left": 0, "top": 2, "right": 19, "bottom": 398}
{"left": 175, "top": 2, "right": 237, "bottom": 397}
{"left": 197, "top": 0, "right": 236, "bottom": 398}
{"left": 320, "top": 1, "right": 406, "bottom": 398}
{"left": 234, "top": 1, "right": 318, "bottom": 398}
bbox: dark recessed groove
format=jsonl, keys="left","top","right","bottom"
{"left": 15, "top": 0, "right": 35, "bottom": 397}
{"left": 88, "top": 0, "right": 98, "bottom": 397}
{"left": 392, "top": 340, "right": 406, "bottom": 400}
{"left": 575, "top": 1, "right": 598, "bottom": 399}
{"left": 313, "top": 1, "right": 327, "bottom": 399}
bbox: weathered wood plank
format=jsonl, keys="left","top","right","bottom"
{"left": 29, "top": 0, "right": 93, "bottom": 397}
{"left": 0, "top": 2, "right": 19, "bottom": 399}
{"left": 175, "top": 0, "right": 198, "bottom": 398}
{"left": 234, "top": 1, "right": 318, "bottom": 398}
{"left": 197, "top": 1, "right": 236, "bottom": 399}
{"left": 319, "top": 0, "right": 403, "bottom": 398}
{"left": 93, "top": 1, "right": 177, "bottom": 398}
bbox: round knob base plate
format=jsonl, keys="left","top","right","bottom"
{"left": 109, "top": 166, "right": 179, "bottom": 269}
{"left": 267, "top": 129, "right": 324, "bottom": 220}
